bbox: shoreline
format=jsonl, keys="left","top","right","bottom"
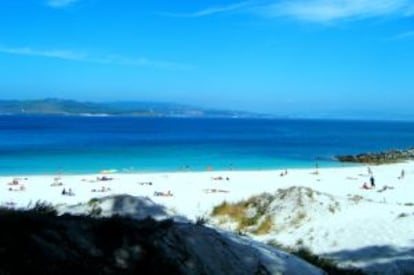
{"left": 0, "top": 160, "right": 359, "bottom": 177}
{"left": 1, "top": 161, "right": 411, "bottom": 208}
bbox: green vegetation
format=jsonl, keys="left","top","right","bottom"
{"left": 28, "top": 201, "right": 58, "bottom": 216}
{"left": 254, "top": 215, "right": 274, "bottom": 235}
{"left": 212, "top": 201, "right": 246, "bottom": 220}
{"left": 195, "top": 215, "right": 209, "bottom": 226}
{"left": 87, "top": 198, "right": 102, "bottom": 217}
{"left": 211, "top": 193, "right": 274, "bottom": 234}
{"left": 0, "top": 201, "right": 57, "bottom": 217}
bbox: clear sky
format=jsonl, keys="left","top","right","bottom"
{"left": 0, "top": 0, "right": 413, "bottom": 118}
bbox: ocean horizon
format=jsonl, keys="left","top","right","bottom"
{"left": 0, "top": 115, "right": 413, "bottom": 175}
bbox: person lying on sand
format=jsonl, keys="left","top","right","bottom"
{"left": 8, "top": 184, "right": 25, "bottom": 192}
{"left": 81, "top": 178, "right": 97, "bottom": 183}
{"left": 211, "top": 176, "right": 230, "bottom": 181}
{"left": 361, "top": 182, "right": 371, "bottom": 190}
{"left": 377, "top": 185, "right": 395, "bottom": 193}
{"left": 97, "top": 176, "right": 113, "bottom": 181}
{"left": 203, "top": 188, "right": 230, "bottom": 193}
{"left": 7, "top": 179, "right": 19, "bottom": 186}
{"left": 50, "top": 182, "right": 63, "bottom": 187}
{"left": 138, "top": 181, "right": 152, "bottom": 185}
{"left": 91, "top": 186, "right": 111, "bottom": 193}
{"left": 153, "top": 190, "right": 173, "bottom": 197}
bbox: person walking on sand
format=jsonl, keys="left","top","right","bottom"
{"left": 400, "top": 169, "right": 405, "bottom": 179}
{"left": 370, "top": 175, "right": 375, "bottom": 188}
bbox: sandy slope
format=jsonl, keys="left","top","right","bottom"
{"left": 1, "top": 162, "right": 414, "bottom": 273}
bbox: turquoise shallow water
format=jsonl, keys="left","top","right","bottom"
{"left": 0, "top": 116, "right": 413, "bottom": 175}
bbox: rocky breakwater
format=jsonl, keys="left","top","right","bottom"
{"left": 336, "top": 148, "right": 414, "bottom": 164}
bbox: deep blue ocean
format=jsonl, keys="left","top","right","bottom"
{"left": 0, "top": 115, "right": 414, "bottom": 175}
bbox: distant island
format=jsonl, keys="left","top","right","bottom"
{"left": 0, "top": 99, "right": 266, "bottom": 118}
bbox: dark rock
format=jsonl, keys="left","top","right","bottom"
{"left": 0, "top": 208, "right": 323, "bottom": 275}
{"left": 336, "top": 147, "right": 414, "bottom": 164}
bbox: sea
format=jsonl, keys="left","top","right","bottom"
{"left": 1, "top": 115, "right": 414, "bottom": 175}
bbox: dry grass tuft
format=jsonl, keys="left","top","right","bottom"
{"left": 211, "top": 194, "right": 274, "bottom": 232}
{"left": 254, "top": 215, "right": 274, "bottom": 235}
{"left": 211, "top": 201, "right": 246, "bottom": 221}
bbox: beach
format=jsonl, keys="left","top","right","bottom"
{"left": 2, "top": 162, "right": 414, "bottom": 273}
{"left": 2, "top": 162, "right": 413, "bottom": 214}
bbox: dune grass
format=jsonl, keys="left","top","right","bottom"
{"left": 211, "top": 194, "right": 274, "bottom": 233}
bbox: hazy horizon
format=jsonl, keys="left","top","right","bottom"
{"left": 1, "top": 97, "right": 414, "bottom": 121}
{"left": 0, "top": 1, "right": 413, "bottom": 119}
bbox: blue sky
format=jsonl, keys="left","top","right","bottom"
{"left": 0, "top": 0, "right": 413, "bottom": 118}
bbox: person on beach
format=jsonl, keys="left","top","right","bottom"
{"left": 370, "top": 176, "right": 375, "bottom": 188}
{"left": 400, "top": 169, "right": 405, "bottom": 179}
{"left": 362, "top": 182, "right": 370, "bottom": 189}
{"left": 280, "top": 169, "right": 288, "bottom": 176}
{"left": 61, "top": 188, "right": 66, "bottom": 195}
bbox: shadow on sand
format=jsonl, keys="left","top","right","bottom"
{"left": 108, "top": 194, "right": 189, "bottom": 222}
{"left": 324, "top": 243, "right": 414, "bottom": 274}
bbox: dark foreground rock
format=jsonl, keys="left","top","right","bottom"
{"left": 0, "top": 207, "right": 323, "bottom": 275}
{"left": 336, "top": 148, "right": 414, "bottom": 164}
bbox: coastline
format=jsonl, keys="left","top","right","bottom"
{"left": 2, "top": 161, "right": 414, "bottom": 273}
{"left": 0, "top": 159, "right": 353, "bottom": 177}
{"left": 1, "top": 161, "right": 412, "bottom": 212}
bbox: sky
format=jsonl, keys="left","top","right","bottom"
{"left": 0, "top": 0, "right": 413, "bottom": 118}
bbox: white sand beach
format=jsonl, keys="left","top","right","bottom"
{"left": 1, "top": 162, "right": 414, "bottom": 273}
